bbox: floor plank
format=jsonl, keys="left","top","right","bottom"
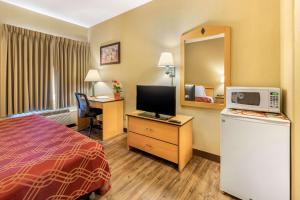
{"left": 78, "top": 130, "right": 236, "bottom": 200}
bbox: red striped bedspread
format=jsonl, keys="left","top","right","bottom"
{"left": 0, "top": 115, "right": 111, "bottom": 200}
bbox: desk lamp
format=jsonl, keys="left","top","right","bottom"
{"left": 84, "top": 69, "right": 102, "bottom": 97}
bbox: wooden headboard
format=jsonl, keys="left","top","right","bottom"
{"left": 204, "top": 86, "right": 214, "bottom": 97}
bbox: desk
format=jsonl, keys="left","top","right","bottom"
{"left": 77, "top": 97, "right": 124, "bottom": 140}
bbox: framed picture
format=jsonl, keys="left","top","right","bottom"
{"left": 100, "top": 42, "right": 121, "bottom": 65}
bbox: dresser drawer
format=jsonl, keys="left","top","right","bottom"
{"left": 128, "top": 132, "right": 178, "bottom": 163}
{"left": 128, "top": 117, "right": 178, "bottom": 145}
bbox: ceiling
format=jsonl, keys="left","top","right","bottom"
{"left": 2, "top": 0, "right": 152, "bottom": 28}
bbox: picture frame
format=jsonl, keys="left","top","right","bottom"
{"left": 100, "top": 42, "right": 121, "bottom": 65}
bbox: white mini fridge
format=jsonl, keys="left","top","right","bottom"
{"left": 220, "top": 109, "right": 290, "bottom": 200}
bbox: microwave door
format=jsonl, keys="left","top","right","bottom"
{"left": 231, "top": 92, "right": 260, "bottom": 105}
{"left": 230, "top": 90, "right": 269, "bottom": 111}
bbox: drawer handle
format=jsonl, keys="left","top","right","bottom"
{"left": 145, "top": 128, "right": 153, "bottom": 132}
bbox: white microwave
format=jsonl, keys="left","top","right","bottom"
{"left": 226, "top": 87, "right": 281, "bottom": 113}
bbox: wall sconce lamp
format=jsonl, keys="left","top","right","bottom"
{"left": 158, "top": 52, "right": 175, "bottom": 86}
{"left": 84, "top": 69, "right": 102, "bottom": 97}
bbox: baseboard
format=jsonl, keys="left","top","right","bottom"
{"left": 193, "top": 149, "right": 220, "bottom": 163}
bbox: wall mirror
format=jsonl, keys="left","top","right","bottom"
{"left": 180, "top": 24, "right": 231, "bottom": 109}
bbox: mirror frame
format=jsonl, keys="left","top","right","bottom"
{"left": 180, "top": 24, "right": 231, "bottom": 109}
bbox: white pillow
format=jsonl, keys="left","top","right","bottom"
{"left": 195, "top": 85, "right": 206, "bottom": 97}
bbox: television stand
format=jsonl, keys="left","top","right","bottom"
{"left": 138, "top": 112, "right": 171, "bottom": 120}
{"left": 127, "top": 110, "right": 194, "bottom": 171}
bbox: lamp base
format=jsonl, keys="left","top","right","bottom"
{"left": 91, "top": 82, "right": 96, "bottom": 97}
{"left": 165, "top": 66, "right": 175, "bottom": 86}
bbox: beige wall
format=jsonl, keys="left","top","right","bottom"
{"left": 294, "top": 1, "right": 300, "bottom": 198}
{"left": 185, "top": 38, "right": 224, "bottom": 96}
{"left": 0, "top": 1, "right": 88, "bottom": 41}
{"left": 280, "top": 0, "right": 300, "bottom": 199}
{"left": 293, "top": 0, "right": 300, "bottom": 199}
{"left": 0, "top": 0, "right": 297, "bottom": 198}
{"left": 280, "top": 0, "right": 294, "bottom": 118}
{"left": 89, "top": 0, "right": 280, "bottom": 155}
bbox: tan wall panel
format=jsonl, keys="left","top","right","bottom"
{"left": 89, "top": 0, "right": 280, "bottom": 155}
{"left": 293, "top": 0, "right": 300, "bottom": 199}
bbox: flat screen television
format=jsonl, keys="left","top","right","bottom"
{"left": 136, "top": 85, "right": 176, "bottom": 118}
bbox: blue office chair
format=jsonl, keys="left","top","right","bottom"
{"left": 75, "top": 92, "right": 102, "bottom": 137}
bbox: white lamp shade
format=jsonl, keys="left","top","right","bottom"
{"left": 84, "top": 69, "right": 102, "bottom": 82}
{"left": 158, "top": 52, "right": 174, "bottom": 67}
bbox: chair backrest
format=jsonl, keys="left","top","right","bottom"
{"left": 75, "top": 92, "right": 90, "bottom": 118}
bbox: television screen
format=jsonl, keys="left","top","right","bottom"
{"left": 136, "top": 85, "right": 176, "bottom": 117}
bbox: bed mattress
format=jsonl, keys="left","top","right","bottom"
{"left": 0, "top": 115, "right": 111, "bottom": 200}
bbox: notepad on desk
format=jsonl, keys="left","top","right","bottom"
{"left": 93, "top": 96, "right": 114, "bottom": 102}
{"left": 96, "top": 96, "right": 110, "bottom": 99}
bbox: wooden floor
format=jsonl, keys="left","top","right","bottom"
{"left": 85, "top": 132, "right": 236, "bottom": 200}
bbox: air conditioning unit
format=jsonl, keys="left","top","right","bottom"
{"left": 44, "top": 107, "right": 77, "bottom": 126}
{"left": 9, "top": 107, "right": 78, "bottom": 126}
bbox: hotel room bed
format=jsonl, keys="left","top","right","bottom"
{"left": 0, "top": 115, "right": 111, "bottom": 200}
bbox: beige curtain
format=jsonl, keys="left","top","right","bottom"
{"left": 0, "top": 24, "right": 7, "bottom": 117}
{"left": 0, "top": 24, "right": 89, "bottom": 117}
{"left": 54, "top": 38, "right": 89, "bottom": 109}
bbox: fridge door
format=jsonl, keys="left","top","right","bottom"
{"left": 220, "top": 115, "right": 290, "bottom": 200}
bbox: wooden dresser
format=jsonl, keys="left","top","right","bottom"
{"left": 127, "top": 111, "right": 193, "bottom": 171}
